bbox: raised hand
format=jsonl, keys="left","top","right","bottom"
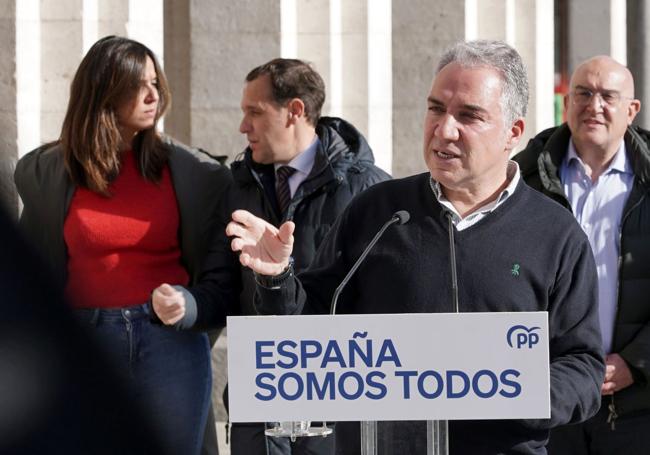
{"left": 226, "top": 209, "right": 295, "bottom": 276}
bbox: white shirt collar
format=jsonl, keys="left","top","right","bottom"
{"left": 430, "top": 161, "right": 521, "bottom": 229}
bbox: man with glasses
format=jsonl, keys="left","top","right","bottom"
{"left": 515, "top": 56, "right": 650, "bottom": 454}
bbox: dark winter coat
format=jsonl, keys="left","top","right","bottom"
{"left": 515, "top": 123, "right": 650, "bottom": 418}
{"left": 228, "top": 116, "right": 391, "bottom": 315}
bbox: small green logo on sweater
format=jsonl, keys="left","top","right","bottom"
{"left": 511, "top": 263, "right": 520, "bottom": 276}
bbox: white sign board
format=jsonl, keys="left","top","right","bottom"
{"left": 227, "top": 312, "right": 549, "bottom": 422}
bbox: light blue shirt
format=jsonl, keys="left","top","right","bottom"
{"left": 560, "top": 140, "right": 633, "bottom": 354}
{"left": 274, "top": 136, "right": 320, "bottom": 198}
{"left": 430, "top": 161, "right": 521, "bottom": 231}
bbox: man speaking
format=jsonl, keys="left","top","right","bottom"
{"left": 227, "top": 40, "right": 605, "bottom": 454}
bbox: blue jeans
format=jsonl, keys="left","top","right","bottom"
{"left": 75, "top": 303, "right": 211, "bottom": 455}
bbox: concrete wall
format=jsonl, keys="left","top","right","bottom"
{"left": 392, "top": 0, "right": 465, "bottom": 177}
{"left": 40, "top": 0, "right": 84, "bottom": 143}
{"left": 628, "top": 0, "right": 650, "bottom": 127}
{"left": 0, "top": 0, "right": 17, "bottom": 215}
{"left": 3, "top": 0, "right": 641, "bottom": 200}
{"left": 568, "top": 0, "right": 627, "bottom": 75}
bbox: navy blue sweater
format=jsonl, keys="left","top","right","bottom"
{"left": 258, "top": 172, "right": 605, "bottom": 454}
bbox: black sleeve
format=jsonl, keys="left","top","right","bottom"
{"left": 523, "top": 231, "right": 605, "bottom": 429}
{"left": 186, "top": 212, "right": 242, "bottom": 330}
{"left": 173, "top": 181, "right": 242, "bottom": 331}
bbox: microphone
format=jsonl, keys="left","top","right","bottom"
{"left": 442, "top": 210, "right": 460, "bottom": 313}
{"left": 330, "top": 210, "right": 410, "bottom": 314}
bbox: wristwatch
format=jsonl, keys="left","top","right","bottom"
{"left": 254, "top": 257, "right": 295, "bottom": 289}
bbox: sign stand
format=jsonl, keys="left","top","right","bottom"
{"left": 360, "top": 421, "right": 376, "bottom": 455}
{"left": 359, "top": 420, "right": 448, "bottom": 455}
{"left": 428, "top": 420, "right": 448, "bottom": 455}
{"left": 265, "top": 421, "right": 333, "bottom": 442}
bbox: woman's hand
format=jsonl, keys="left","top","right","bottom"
{"left": 152, "top": 283, "right": 186, "bottom": 325}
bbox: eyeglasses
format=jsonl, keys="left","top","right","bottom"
{"left": 571, "top": 88, "right": 629, "bottom": 108}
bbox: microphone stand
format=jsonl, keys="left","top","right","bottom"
{"left": 426, "top": 212, "right": 458, "bottom": 455}
{"left": 327, "top": 211, "right": 411, "bottom": 455}
{"left": 331, "top": 211, "right": 409, "bottom": 314}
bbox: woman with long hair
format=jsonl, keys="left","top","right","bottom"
{"left": 14, "top": 35, "right": 233, "bottom": 454}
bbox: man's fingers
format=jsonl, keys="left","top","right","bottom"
{"left": 226, "top": 221, "right": 251, "bottom": 239}
{"left": 277, "top": 221, "right": 295, "bottom": 245}
{"left": 231, "top": 238, "right": 261, "bottom": 254}
{"left": 231, "top": 237, "right": 245, "bottom": 252}
{"left": 232, "top": 209, "right": 262, "bottom": 228}
{"left": 239, "top": 252, "right": 252, "bottom": 267}
{"left": 601, "top": 381, "right": 616, "bottom": 395}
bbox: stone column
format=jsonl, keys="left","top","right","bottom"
{"left": 391, "top": 0, "right": 465, "bottom": 177}
{"left": 568, "top": 0, "right": 627, "bottom": 75}
{"left": 449, "top": 0, "right": 555, "bottom": 154}
{"left": 97, "top": 0, "right": 128, "bottom": 39}
{"left": 163, "top": 0, "right": 190, "bottom": 143}
{"left": 475, "top": 0, "right": 508, "bottom": 40}
{"left": 0, "top": 0, "right": 18, "bottom": 215}
{"left": 287, "top": 0, "right": 384, "bottom": 171}
{"left": 126, "top": 0, "right": 163, "bottom": 61}
{"left": 339, "top": 0, "right": 368, "bottom": 140}
{"left": 296, "top": 0, "right": 331, "bottom": 113}
{"left": 367, "top": 0, "right": 392, "bottom": 171}
{"left": 513, "top": 0, "right": 555, "bottom": 149}
{"left": 164, "top": 0, "right": 281, "bottom": 157}
{"left": 14, "top": 0, "right": 40, "bottom": 160}
{"left": 40, "top": 0, "right": 165, "bottom": 146}
{"left": 627, "top": 0, "right": 650, "bottom": 126}
{"left": 40, "top": 0, "right": 84, "bottom": 143}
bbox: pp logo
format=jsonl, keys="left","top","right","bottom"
{"left": 507, "top": 325, "right": 541, "bottom": 349}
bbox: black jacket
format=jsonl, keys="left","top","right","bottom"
{"left": 515, "top": 123, "right": 650, "bottom": 417}
{"left": 14, "top": 139, "right": 232, "bottom": 292}
{"left": 228, "top": 116, "right": 391, "bottom": 315}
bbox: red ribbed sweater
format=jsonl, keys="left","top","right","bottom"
{"left": 64, "top": 150, "right": 188, "bottom": 308}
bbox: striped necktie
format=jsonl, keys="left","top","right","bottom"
{"left": 276, "top": 165, "right": 296, "bottom": 214}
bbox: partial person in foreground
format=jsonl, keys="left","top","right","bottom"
{"left": 515, "top": 55, "right": 650, "bottom": 455}
{"left": 226, "top": 40, "right": 605, "bottom": 454}
{"left": 14, "top": 36, "right": 233, "bottom": 455}
{"left": 0, "top": 206, "right": 168, "bottom": 455}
